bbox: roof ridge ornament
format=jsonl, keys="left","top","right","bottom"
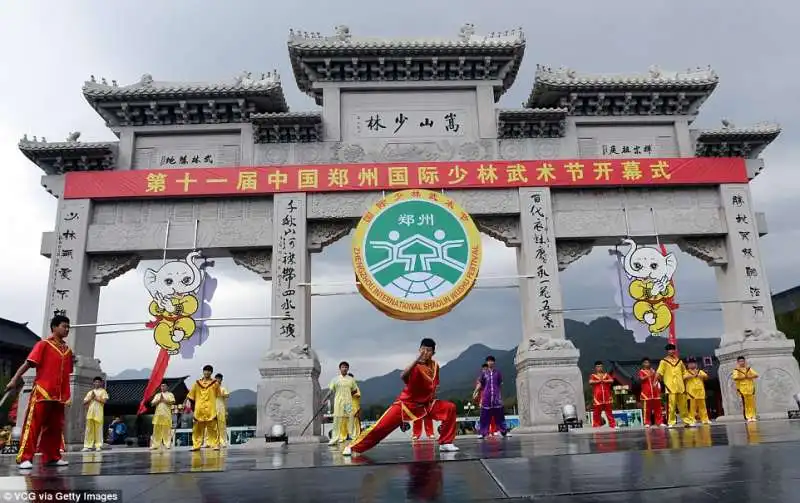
{"left": 67, "top": 131, "right": 81, "bottom": 143}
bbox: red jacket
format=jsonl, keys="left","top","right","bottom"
{"left": 27, "top": 337, "right": 73, "bottom": 403}
{"left": 396, "top": 361, "right": 439, "bottom": 421}
{"left": 638, "top": 368, "right": 662, "bottom": 400}
{"left": 589, "top": 372, "right": 614, "bottom": 405}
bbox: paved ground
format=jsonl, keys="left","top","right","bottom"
{"left": 1, "top": 420, "right": 799, "bottom": 502}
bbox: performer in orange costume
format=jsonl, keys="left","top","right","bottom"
{"left": 5, "top": 315, "right": 73, "bottom": 469}
{"left": 638, "top": 357, "right": 664, "bottom": 427}
{"left": 344, "top": 338, "right": 458, "bottom": 456}
{"left": 589, "top": 361, "right": 617, "bottom": 428}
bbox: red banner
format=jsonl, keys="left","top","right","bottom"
{"left": 63, "top": 158, "right": 747, "bottom": 200}
{"left": 137, "top": 349, "right": 170, "bottom": 415}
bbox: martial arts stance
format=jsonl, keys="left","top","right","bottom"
{"left": 638, "top": 358, "right": 664, "bottom": 427}
{"left": 733, "top": 356, "right": 759, "bottom": 422}
{"left": 327, "top": 362, "right": 359, "bottom": 445}
{"left": 150, "top": 382, "right": 175, "bottom": 449}
{"left": 656, "top": 344, "right": 692, "bottom": 427}
{"left": 412, "top": 416, "right": 435, "bottom": 440}
{"left": 214, "top": 373, "right": 230, "bottom": 447}
{"left": 82, "top": 376, "right": 108, "bottom": 451}
{"left": 683, "top": 358, "right": 711, "bottom": 425}
{"left": 472, "top": 356, "right": 508, "bottom": 438}
{"left": 184, "top": 365, "right": 222, "bottom": 451}
{"left": 343, "top": 338, "right": 458, "bottom": 456}
{"left": 589, "top": 361, "right": 617, "bottom": 428}
{"left": 6, "top": 315, "right": 73, "bottom": 469}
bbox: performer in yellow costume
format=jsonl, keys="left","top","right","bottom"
{"left": 150, "top": 382, "right": 175, "bottom": 449}
{"left": 683, "top": 358, "right": 710, "bottom": 425}
{"left": 327, "top": 362, "right": 359, "bottom": 445}
{"left": 185, "top": 365, "right": 221, "bottom": 450}
{"left": 82, "top": 376, "right": 108, "bottom": 451}
{"left": 656, "top": 344, "right": 692, "bottom": 427}
{"left": 348, "top": 373, "right": 362, "bottom": 438}
{"left": 214, "top": 373, "right": 230, "bottom": 447}
{"left": 733, "top": 356, "right": 759, "bottom": 421}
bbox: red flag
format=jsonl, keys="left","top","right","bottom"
{"left": 659, "top": 244, "right": 680, "bottom": 349}
{"left": 138, "top": 349, "right": 170, "bottom": 415}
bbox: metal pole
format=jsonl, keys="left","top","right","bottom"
{"left": 650, "top": 208, "right": 660, "bottom": 247}
{"left": 162, "top": 219, "right": 171, "bottom": 264}
{"left": 192, "top": 219, "right": 199, "bottom": 250}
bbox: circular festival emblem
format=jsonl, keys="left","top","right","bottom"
{"left": 352, "top": 189, "right": 482, "bottom": 321}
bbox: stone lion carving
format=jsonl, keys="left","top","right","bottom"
{"left": 528, "top": 335, "right": 575, "bottom": 351}
{"left": 458, "top": 23, "right": 476, "bottom": 41}
{"left": 334, "top": 25, "right": 351, "bottom": 41}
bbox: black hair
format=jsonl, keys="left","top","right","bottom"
{"left": 641, "top": 357, "right": 650, "bottom": 364}
{"left": 160, "top": 382, "right": 168, "bottom": 387}
{"left": 594, "top": 360, "right": 603, "bottom": 366}
{"left": 665, "top": 343, "right": 676, "bottom": 350}
{"left": 737, "top": 356, "right": 746, "bottom": 361}
{"left": 203, "top": 365, "right": 213, "bottom": 372}
{"left": 486, "top": 355, "right": 496, "bottom": 362}
{"left": 215, "top": 373, "right": 223, "bottom": 379}
{"left": 420, "top": 338, "right": 436, "bottom": 351}
{"left": 93, "top": 376, "right": 104, "bottom": 382}
{"left": 339, "top": 361, "right": 350, "bottom": 368}
{"left": 348, "top": 373, "right": 354, "bottom": 378}
{"left": 481, "top": 363, "right": 488, "bottom": 368}
{"left": 50, "top": 315, "right": 70, "bottom": 330}
{"left": 686, "top": 357, "right": 697, "bottom": 364}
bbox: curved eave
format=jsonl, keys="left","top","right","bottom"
{"left": 82, "top": 83, "right": 286, "bottom": 103}
{"left": 526, "top": 79, "right": 718, "bottom": 110}
{"left": 250, "top": 111, "right": 322, "bottom": 124}
{"left": 694, "top": 127, "right": 781, "bottom": 159}
{"left": 288, "top": 42, "right": 525, "bottom": 105}
{"left": 498, "top": 107, "right": 568, "bottom": 119}
{"left": 18, "top": 141, "right": 117, "bottom": 175}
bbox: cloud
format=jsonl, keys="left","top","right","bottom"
{"left": 1, "top": 1, "right": 798, "bottom": 393}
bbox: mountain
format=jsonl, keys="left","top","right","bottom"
{"left": 358, "top": 317, "right": 720, "bottom": 406}
{"left": 228, "top": 389, "right": 257, "bottom": 408}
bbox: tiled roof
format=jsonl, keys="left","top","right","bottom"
{"left": 696, "top": 123, "right": 781, "bottom": 140}
{"left": 18, "top": 137, "right": 116, "bottom": 154}
{"left": 82, "top": 72, "right": 283, "bottom": 101}
{"left": 17, "top": 136, "right": 117, "bottom": 175}
{"left": 0, "top": 318, "right": 40, "bottom": 348}
{"left": 250, "top": 111, "right": 322, "bottom": 122}
{"left": 694, "top": 122, "right": 781, "bottom": 159}
{"left": 106, "top": 376, "right": 189, "bottom": 408}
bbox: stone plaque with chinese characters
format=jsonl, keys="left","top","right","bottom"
{"left": 351, "top": 110, "right": 467, "bottom": 139}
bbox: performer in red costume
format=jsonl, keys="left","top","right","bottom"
{"left": 411, "top": 415, "right": 435, "bottom": 440}
{"left": 638, "top": 357, "right": 665, "bottom": 427}
{"left": 589, "top": 361, "right": 617, "bottom": 428}
{"left": 5, "top": 315, "right": 74, "bottom": 469}
{"left": 344, "top": 338, "right": 458, "bottom": 456}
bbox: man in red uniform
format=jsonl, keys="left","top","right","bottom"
{"left": 5, "top": 315, "right": 73, "bottom": 469}
{"left": 589, "top": 361, "right": 617, "bottom": 428}
{"left": 412, "top": 415, "right": 435, "bottom": 440}
{"left": 638, "top": 357, "right": 664, "bottom": 427}
{"left": 343, "top": 338, "right": 458, "bottom": 456}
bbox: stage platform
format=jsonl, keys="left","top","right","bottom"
{"left": 2, "top": 420, "right": 800, "bottom": 502}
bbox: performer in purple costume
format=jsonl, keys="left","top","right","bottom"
{"left": 472, "top": 356, "right": 509, "bottom": 438}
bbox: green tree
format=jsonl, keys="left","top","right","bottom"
{"left": 775, "top": 310, "right": 800, "bottom": 365}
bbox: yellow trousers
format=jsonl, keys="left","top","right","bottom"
{"left": 329, "top": 416, "right": 350, "bottom": 443}
{"left": 192, "top": 420, "right": 219, "bottom": 450}
{"left": 350, "top": 414, "right": 362, "bottom": 439}
{"left": 740, "top": 393, "right": 757, "bottom": 420}
{"left": 83, "top": 419, "right": 103, "bottom": 449}
{"left": 151, "top": 423, "right": 172, "bottom": 448}
{"left": 217, "top": 415, "right": 227, "bottom": 446}
{"left": 667, "top": 393, "right": 692, "bottom": 426}
{"left": 687, "top": 397, "right": 710, "bottom": 424}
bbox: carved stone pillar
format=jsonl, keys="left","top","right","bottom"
{"left": 256, "top": 193, "right": 321, "bottom": 441}
{"left": 32, "top": 199, "right": 104, "bottom": 443}
{"left": 713, "top": 184, "right": 800, "bottom": 420}
{"left": 514, "top": 188, "right": 586, "bottom": 431}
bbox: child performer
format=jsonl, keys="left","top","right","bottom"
{"left": 657, "top": 344, "right": 692, "bottom": 427}
{"left": 82, "top": 376, "right": 108, "bottom": 451}
{"left": 348, "top": 373, "right": 363, "bottom": 439}
{"left": 475, "top": 363, "right": 498, "bottom": 435}
{"left": 6, "top": 315, "right": 73, "bottom": 469}
{"left": 472, "top": 356, "right": 508, "bottom": 438}
{"left": 151, "top": 382, "right": 175, "bottom": 449}
{"left": 327, "top": 362, "right": 359, "bottom": 445}
{"left": 638, "top": 358, "right": 664, "bottom": 427}
{"left": 733, "top": 356, "right": 759, "bottom": 422}
{"left": 344, "top": 338, "right": 458, "bottom": 456}
{"left": 589, "top": 361, "right": 617, "bottom": 428}
{"left": 184, "top": 365, "right": 222, "bottom": 451}
{"left": 683, "top": 358, "right": 711, "bottom": 426}
{"left": 214, "top": 374, "right": 230, "bottom": 447}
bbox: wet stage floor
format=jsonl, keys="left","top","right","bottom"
{"left": 2, "top": 421, "right": 800, "bottom": 502}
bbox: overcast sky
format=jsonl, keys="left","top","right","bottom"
{"left": 1, "top": 1, "right": 797, "bottom": 392}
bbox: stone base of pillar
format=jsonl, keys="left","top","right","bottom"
{"left": 715, "top": 336, "right": 800, "bottom": 419}
{"left": 256, "top": 348, "right": 322, "bottom": 439}
{"left": 65, "top": 356, "right": 105, "bottom": 444}
{"left": 514, "top": 345, "right": 586, "bottom": 430}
